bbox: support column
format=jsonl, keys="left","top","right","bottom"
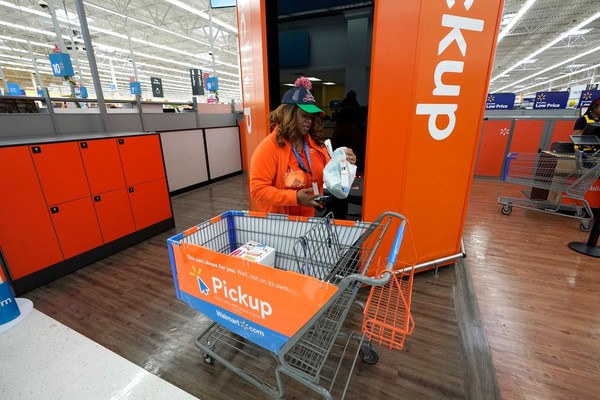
{"left": 343, "top": 8, "right": 372, "bottom": 105}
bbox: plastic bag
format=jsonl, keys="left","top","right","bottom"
{"left": 323, "top": 146, "right": 357, "bottom": 199}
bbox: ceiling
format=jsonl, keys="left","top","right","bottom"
{"left": 0, "top": 0, "right": 599, "bottom": 103}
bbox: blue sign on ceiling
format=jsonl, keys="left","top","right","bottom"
{"left": 485, "top": 93, "right": 515, "bottom": 110}
{"left": 48, "top": 53, "right": 74, "bottom": 77}
{"left": 532, "top": 91, "right": 569, "bottom": 109}
{"left": 205, "top": 77, "right": 219, "bottom": 91}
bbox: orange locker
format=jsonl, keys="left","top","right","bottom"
{"left": 30, "top": 142, "right": 90, "bottom": 205}
{"left": 118, "top": 135, "right": 166, "bottom": 187}
{"left": 128, "top": 178, "right": 172, "bottom": 230}
{"left": 49, "top": 197, "right": 104, "bottom": 259}
{"left": 0, "top": 146, "right": 63, "bottom": 279}
{"left": 92, "top": 188, "right": 136, "bottom": 243}
{"left": 79, "top": 139, "right": 126, "bottom": 194}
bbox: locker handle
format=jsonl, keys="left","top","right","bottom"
{"left": 128, "top": 187, "right": 134, "bottom": 193}
{"left": 118, "top": 139, "right": 125, "bottom": 145}
{"left": 31, "top": 146, "right": 41, "bottom": 154}
{"left": 94, "top": 195, "right": 101, "bottom": 202}
{"left": 50, "top": 206, "right": 59, "bottom": 214}
{"left": 80, "top": 142, "right": 88, "bottom": 149}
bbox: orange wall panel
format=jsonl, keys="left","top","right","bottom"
{"left": 508, "top": 120, "right": 545, "bottom": 153}
{"left": 80, "top": 139, "right": 126, "bottom": 194}
{"left": 236, "top": 0, "right": 271, "bottom": 210}
{"left": 0, "top": 146, "right": 63, "bottom": 279}
{"left": 364, "top": 0, "right": 504, "bottom": 264}
{"left": 475, "top": 120, "right": 512, "bottom": 177}
{"left": 548, "top": 119, "right": 578, "bottom": 147}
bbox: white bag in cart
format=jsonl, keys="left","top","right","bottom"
{"left": 323, "top": 143, "right": 357, "bottom": 199}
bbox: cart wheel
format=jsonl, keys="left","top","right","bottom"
{"left": 203, "top": 353, "right": 214, "bottom": 365}
{"left": 501, "top": 205, "right": 512, "bottom": 215}
{"left": 580, "top": 221, "right": 591, "bottom": 232}
{"left": 359, "top": 348, "right": 379, "bottom": 365}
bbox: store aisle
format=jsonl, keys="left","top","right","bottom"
{"left": 0, "top": 307, "right": 198, "bottom": 400}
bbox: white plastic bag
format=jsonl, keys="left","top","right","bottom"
{"left": 323, "top": 146, "right": 357, "bottom": 199}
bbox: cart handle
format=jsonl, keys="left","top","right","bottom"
{"left": 347, "top": 213, "right": 407, "bottom": 287}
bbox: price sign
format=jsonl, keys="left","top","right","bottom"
{"left": 205, "top": 77, "right": 219, "bottom": 91}
{"left": 48, "top": 53, "right": 74, "bottom": 77}
{"left": 130, "top": 82, "right": 142, "bottom": 95}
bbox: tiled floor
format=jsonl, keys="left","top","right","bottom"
{"left": 0, "top": 304, "right": 198, "bottom": 400}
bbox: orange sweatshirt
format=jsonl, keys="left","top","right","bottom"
{"left": 250, "top": 128, "right": 330, "bottom": 216}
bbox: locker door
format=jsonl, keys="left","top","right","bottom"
{"left": 93, "top": 189, "right": 136, "bottom": 243}
{"left": 118, "top": 135, "right": 166, "bottom": 187}
{"left": 79, "top": 139, "right": 126, "bottom": 194}
{"left": 0, "top": 146, "right": 63, "bottom": 279}
{"left": 30, "top": 142, "right": 90, "bottom": 205}
{"left": 49, "top": 197, "right": 104, "bottom": 259}
{"left": 128, "top": 178, "right": 172, "bottom": 230}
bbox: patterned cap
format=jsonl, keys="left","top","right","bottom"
{"left": 281, "top": 77, "right": 324, "bottom": 115}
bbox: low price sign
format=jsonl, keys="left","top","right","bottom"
{"left": 533, "top": 91, "right": 569, "bottom": 109}
{"left": 485, "top": 93, "right": 515, "bottom": 110}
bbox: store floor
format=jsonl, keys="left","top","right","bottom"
{"left": 6, "top": 175, "right": 597, "bottom": 399}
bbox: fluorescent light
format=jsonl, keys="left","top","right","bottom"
{"left": 569, "top": 28, "right": 592, "bottom": 36}
{"left": 494, "top": 45, "right": 600, "bottom": 92}
{"left": 323, "top": 82, "right": 336, "bottom": 85}
{"left": 306, "top": 77, "right": 321, "bottom": 81}
{"left": 492, "top": 10, "right": 600, "bottom": 81}
{"left": 497, "top": 0, "right": 538, "bottom": 43}
{"left": 283, "top": 83, "right": 294, "bottom": 87}
{"left": 163, "top": 0, "right": 238, "bottom": 34}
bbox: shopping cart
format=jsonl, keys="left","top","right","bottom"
{"left": 167, "top": 210, "right": 415, "bottom": 400}
{"left": 497, "top": 151, "right": 600, "bottom": 231}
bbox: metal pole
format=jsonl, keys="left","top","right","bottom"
{"left": 26, "top": 41, "right": 45, "bottom": 91}
{"left": 0, "top": 67, "right": 9, "bottom": 94}
{"left": 73, "top": 0, "right": 108, "bottom": 131}
{"left": 125, "top": 17, "right": 140, "bottom": 82}
{"left": 62, "top": 0, "right": 85, "bottom": 84}
{"left": 46, "top": 0, "right": 76, "bottom": 99}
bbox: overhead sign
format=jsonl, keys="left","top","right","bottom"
{"left": 190, "top": 69, "right": 204, "bottom": 96}
{"left": 533, "top": 91, "right": 569, "bottom": 109}
{"left": 485, "top": 93, "right": 515, "bottom": 110}
{"left": 6, "top": 82, "right": 21, "bottom": 96}
{"left": 151, "top": 77, "right": 164, "bottom": 98}
{"left": 129, "top": 81, "right": 142, "bottom": 95}
{"left": 205, "top": 77, "right": 219, "bottom": 91}
{"left": 48, "top": 53, "right": 74, "bottom": 77}
{"left": 578, "top": 90, "right": 600, "bottom": 108}
{"left": 75, "top": 86, "right": 88, "bottom": 99}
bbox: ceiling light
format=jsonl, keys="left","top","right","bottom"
{"left": 306, "top": 77, "right": 321, "bottom": 81}
{"left": 323, "top": 82, "right": 336, "bottom": 85}
{"left": 163, "top": 0, "right": 238, "bottom": 34}
{"left": 497, "top": 0, "right": 537, "bottom": 43}
{"left": 569, "top": 28, "right": 592, "bottom": 36}
{"left": 566, "top": 64, "right": 585, "bottom": 69}
{"left": 492, "top": 10, "right": 600, "bottom": 81}
{"left": 283, "top": 83, "right": 294, "bottom": 87}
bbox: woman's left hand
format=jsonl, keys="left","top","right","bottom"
{"left": 344, "top": 148, "right": 357, "bottom": 165}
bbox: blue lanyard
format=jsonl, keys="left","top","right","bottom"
{"left": 291, "top": 138, "right": 313, "bottom": 175}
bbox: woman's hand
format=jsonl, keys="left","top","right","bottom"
{"left": 296, "top": 188, "right": 321, "bottom": 207}
{"left": 344, "top": 148, "right": 357, "bottom": 165}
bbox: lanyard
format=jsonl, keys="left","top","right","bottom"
{"left": 291, "top": 138, "right": 313, "bottom": 175}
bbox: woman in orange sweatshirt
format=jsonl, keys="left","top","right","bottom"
{"left": 250, "top": 77, "right": 356, "bottom": 217}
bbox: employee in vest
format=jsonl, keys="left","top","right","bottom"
{"left": 250, "top": 77, "right": 356, "bottom": 217}
{"left": 573, "top": 97, "right": 600, "bottom": 134}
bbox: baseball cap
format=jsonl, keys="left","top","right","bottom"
{"left": 281, "top": 77, "right": 324, "bottom": 115}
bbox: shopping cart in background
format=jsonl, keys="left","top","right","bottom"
{"left": 497, "top": 151, "right": 600, "bottom": 231}
{"left": 168, "top": 210, "right": 416, "bottom": 400}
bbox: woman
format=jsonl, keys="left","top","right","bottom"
{"left": 573, "top": 97, "right": 600, "bottom": 134}
{"left": 250, "top": 77, "right": 356, "bottom": 216}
